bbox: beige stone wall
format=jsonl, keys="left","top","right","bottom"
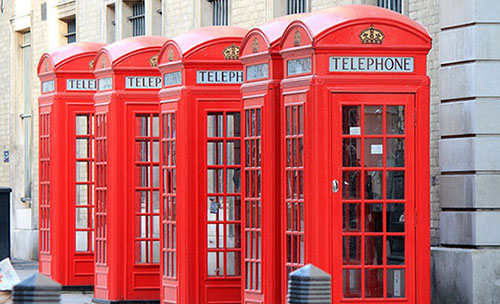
{"left": 408, "top": 0, "right": 440, "bottom": 246}
{"left": 231, "top": 0, "right": 266, "bottom": 29}
{"left": 163, "top": 0, "right": 195, "bottom": 37}
{"left": 76, "top": 0, "right": 102, "bottom": 42}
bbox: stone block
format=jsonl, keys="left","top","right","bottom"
{"left": 440, "top": 174, "right": 500, "bottom": 208}
{"left": 440, "top": 62, "right": 500, "bottom": 101}
{"left": 440, "top": 137, "right": 500, "bottom": 172}
{"left": 432, "top": 247, "right": 500, "bottom": 303}
{"left": 11, "top": 230, "right": 38, "bottom": 261}
{"left": 440, "top": 24, "right": 500, "bottom": 64}
{"left": 440, "top": 0, "right": 500, "bottom": 29}
{"left": 440, "top": 99, "right": 500, "bottom": 136}
{"left": 440, "top": 211, "right": 500, "bottom": 245}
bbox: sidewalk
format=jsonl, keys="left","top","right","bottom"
{"left": 11, "top": 258, "right": 94, "bottom": 304}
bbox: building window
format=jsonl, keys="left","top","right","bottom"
{"left": 65, "top": 17, "right": 76, "bottom": 44}
{"left": 210, "top": 0, "right": 228, "bottom": 26}
{"left": 130, "top": 0, "right": 145, "bottom": 36}
{"left": 105, "top": 3, "right": 116, "bottom": 43}
{"left": 287, "top": 0, "right": 308, "bottom": 14}
{"left": 20, "top": 31, "right": 32, "bottom": 201}
{"left": 377, "top": 0, "right": 402, "bottom": 13}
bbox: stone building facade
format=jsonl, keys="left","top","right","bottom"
{"left": 0, "top": 0, "right": 496, "bottom": 302}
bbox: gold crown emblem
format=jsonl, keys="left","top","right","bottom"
{"left": 150, "top": 54, "right": 159, "bottom": 67}
{"left": 252, "top": 38, "right": 259, "bottom": 53}
{"left": 168, "top": 48, "right": 174, "bottom": 62}
{"left": 223, "top": 44, "right": 240, "bottom": 60}
{"left": 44, "top": 61, "right": 49, "bottom": 72}
{"left": 360, "top": 25, "right": 384, "bottom": 44}
{"left": 89, "top": 59, "right": 95, "bottom": 70}
{"left": 293, "top": 30, "right": 301, "bottom": 47}
{"left": 101, "top": 57, "right": 107, "bottom": 68}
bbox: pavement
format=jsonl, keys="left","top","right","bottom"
{"left": 10, "top": 258, "right": 94, "bottom": 304}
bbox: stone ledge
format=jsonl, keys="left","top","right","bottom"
{"left": 441, "top": 174, "right": 500, "bottom": 208}
{"left": 440, "top": 211, "right": 500, "bottom": 245}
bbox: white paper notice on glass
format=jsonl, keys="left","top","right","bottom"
{"left": 349, "top": 127, "right": 361, "bottom": 135}
{"left": 0, "top": 258, "right": 21, "bottom": 290}
{"left": 371, "top": 144, "right": 383, "bottom": 155}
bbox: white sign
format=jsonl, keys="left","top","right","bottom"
{"left": 246, "top": 63, "right": 269, "bottom": 81}
{"left": 349, "top": 127, "right": 361, "bottom": 135}
{"left": 164, "top": 71, "right": 182, "bottom": 86}
{"left": 371, "top": 144, "right": 383, "bottom": 155}
{"left": 330, "top": 56, "right": 414, "bottom": 73}
{"left": 67, "top": 79, "right": 96, "bottom": 91}
{"left": 98, "top": 77, "right": 113, "bottom": 91}
{"left": 42, "top": 80, "right": 55, "bottom": 93}
{"left": 196, "top": 70, "right": 244, "bottom": 84}
{"left": 126, "top": 76, "right": 162, "bottom": 89}
{"left": 287, "top": 57, "right": 311, "bottom": 76}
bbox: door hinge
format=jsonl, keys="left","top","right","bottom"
{"left": 414, "top": 110, "right": 417, "bottom": 128}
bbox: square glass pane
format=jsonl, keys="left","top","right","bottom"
{"left": 227, "top": 168, "right": 241, "bottom": 193}
{"left": 76, "top": 139, "right": 89, "bottom": 158}
{"left": 76, "top": 184, "right": 88, "bottom": 205}
{"left": 76, "top": 161, "right": 89, "bottom": 182}
{"left": 136, "top": 215, "right": 149, "bottom": 238}
{"left": 207, "top": 113, "right": 223, "bottom": 137}
{"left": 365, "top": 236, "right": 383, "bottom": 265}
{"left": 387, "top": 171, "right": 405, "bottom": 199}
{"left": 153, "top": 216, "right": 160, "bottom": 238}
{"left": 207, "top": 196, "right": 224, "bottom": 221}
{"left": 342, "top": 106, "right": 361, "bottom": 135}
{"left": 135, "top": 190, "right": 148, "bottom": 213}
{"left": 152, "top": 141, "right": 160, "bottom": 162}
{"left": 152, "top": 241, "right": 160, "bottom": 263}
{"left": 387, "top": 269, "right": 405, "bottom": 298}
{"left": 207, "top": 224, "right": 224, "bottom": 249}
{"left": 152, "top": 191, "right": 160, "bottom": 213}
{"left": 343, "top": 138, "right": 361, "bottom": 167}
{"left": 227, "top": 140, "right": 241, "bottom": 165}
{"left": 135, "top": 165, "right": 150, "bottom": 187}
{"left": 76, "top": 208, "right": 89, "bottom": 229}
{"left": 75, "top": 231, "right": 88, "bottom": 252}
{"left": 207, "top": 169, "right": 223, "bottom": 193}
{"left": 227, "top": 112, "right": 241, "bottom": 137}
{"left": 135, "top": 140, "right": 149, "bottom": 161}
{"left": 152, "top": 116, "right": 159, "bottom": 137}
{"left": 136, "top": 115, "right": 150, "bottom": 136}
{"left": 342, "top": 236, "right": 361, "bottom": 265}
{"left": 387, "top": 203, "right": 405, "bottom": 232}
{"left": 343, "top": 203, "right": 361, "bottom": 232}
{"left": 387, "top": 138, "right": 405, "bottom": 167}
{"left": 152, "top": 166, "right": 160, "bottom": 188}
{"left": 365, "top": 203, "right": 383, "bottom": 232}
{"left": 226, "top": 196, "right": 241, "bottom": 221}
{"left": 365, "top": 138, "right": 383, "bottom": 167}
{"left": 364, "top": 106, "right": 383, "bottom": 135}
{"left": 207, "top": 141, "right": 223, "bottom": 165}
{"left": 365, "top": 268, "right": 383, "bottom": 298}
{"left": 76, "top": 115, "right": 89, "bottom": 135}
{"left": 207, "top": 251, "right": 224, "bottom": 276}
{"left": 343, "top": 268, "right": 361, "bottom": 298}
{"left": 227, "top": 251, "right": 241, "bottom": 276}
{"left": 387, "top": 236, "right": 405, "bottom": 265}
{"left": 343, "top": 171, "right": 361, "bottom": 199}
{"left": 135, "top": 241, "right": 149, "bottom": 264}
{"left": 387, "top": 105, "right": 405, "bottom": 134}
{"left": 227, "top": 224, "right": 241, "bottom": 248}
{"left": 365, "top": 171, "right": 383, "bottom": 199}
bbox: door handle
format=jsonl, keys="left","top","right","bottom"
{"left": 332, "top": 179, "right": 339, "bottom": 193}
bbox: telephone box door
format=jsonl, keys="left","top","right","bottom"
{"left": 332, "top": 93, "right": 415, "bottom": 303}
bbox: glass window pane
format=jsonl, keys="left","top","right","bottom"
{"left": 76, "top": 231, "right": 88, "bottom": 252}
{"left": 365, "top": 138, "right": 383, "bottom": 167}
{"left": 365, "top": 171, "right": 383, "bottom": 199}
{"left": 387, "top": 171, "right": 405, "bottom": 199}
{"left": 207, "top": 113, "right": 223, "bottom": 137}
{"left": 387, "top": 138, "right": 405, "bottom": 167}
{"left": 76, "top": 161, "right": 90, "bottom": 182}
{"left": 136, "top": 115, "right": 150, "bottom": 136}
{"left": 76, "top": 139, "right": 89, "bottom": 158}
{"left": 365, "top": 268, "right": 383, "bottom": 298}
{"left": 152, "top": 141, "right": 159, "bottom": 162}
{"left": 387, "top": 203, "right": 405, "bottom": 232}
{"left": 343, "top": 269, "right": 361, "bottom": 298}
{"left": 227, "top": 140, "right": 241, "bottom": 165}
{"left": 152, "top": 116, "right": 159, "bottom": 137}
{"left": 76, "top": 115, "right": 89, "bottom": 135}
{"left": 207, "top": 196, "right": 224, "bottom": 221}
{"left": 76, "top": 184, "right": 88, "bottom": 206}
{"left": 227, "top": 168, "right": 240, "bottom": 193}
{"left": 364, "top": 106, "right": 383, "bottom": 135}
{"left": 226, "top": 196, "right": 241, "bottom": 221}
{"left": 227, "top": 224, "right": 240, "bottom": 248}
{"left": 387, "top": 236, "right": 405, "bottom": 265}
{"left": 365, "top": 203, "right": 383, "bottom": 232}
{"left": 153, "top": 166, "right": 160, "bottom": 187}
{"left": 227, "top": 112, "right": 241, "bottom": 137}
{"left": 207, "top": 251, "right": 224, "bottom": 276}
{"left": 386, "top": 105, "right": 405, "bottom": 134}
{"left": 136, "top": 166, "right": 150, "bottom": 187}
{"left": 365, "top": 236, "right": 383, "bottom": 265}
{"left": 343, "top": 138, "right": 361, "bottom": 167}
{"left": 207, "top": 141, "right": 223, "bottom": 165}
{"left": 136, "top": 140, "right": 149, "bottom": 162}
{"left": 343, "top": 236, "right": 361, "bottom": 265}
{"left": 343, "top": 171, "right": 361, "bottom": 199}
{"left": 153, "top": 216, "right": 160, "bottom": 238}
{"left": 342, "top": 106, "right": 361, "bottom": 135}
{"left": 227, "top": 251, "right": 241, "bottom": 276}
{"left": 152, "top": 241, "right": 160, "bottom": 263}
{"left": 387, "top": 269, "right": 405, "bottom": 298}
{"left": 135, "top": 241, "right": 149, "bottom": 264}
{"left": 76, "top": 208, "right": 88, "bottom": 229}
{"left": 207, "top": 169, "right": 223, "bottom": 193}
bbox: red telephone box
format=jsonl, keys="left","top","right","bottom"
{"left": 237, "top": 15, "right": 301, "bottom": 304}
{"left": 92, "top": 36, "right": 167, "bottom": 302}
{"left": 37, "top": 42, "right": 105, "bottom": 288}
{"left": 157, "top": 26, "right": 247, "bottom": 304}
{"left": 278, "top": 5, "right": 431, "bottom": 303}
